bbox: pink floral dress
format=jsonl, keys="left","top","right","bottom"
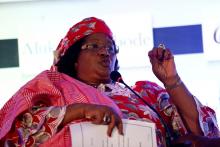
{"left": 3, "top": 81, "right": 219, "bottom": 147}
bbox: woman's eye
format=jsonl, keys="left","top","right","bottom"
{"left": 91, "top": 44, "right": 99, "bottom": 49}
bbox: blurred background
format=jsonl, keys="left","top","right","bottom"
{"left": 0, "top": 0, "right": 220, "bottom": 124}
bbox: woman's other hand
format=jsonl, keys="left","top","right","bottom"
{"left": 148, "top": 46, "right": 177, "bottom": 84}
{"left": 84, "top": 104, "right": 123, "bottom": 137}
{"left": 62, "top": 103, "right": 123, "bottom": 137}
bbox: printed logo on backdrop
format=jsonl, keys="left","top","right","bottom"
{"left": 18, "top": 22, "right": 63, "bottom": 75}
{"left": 18, "top": 36, "right": 57, "bottom": 75}
{"left": 214, "top": 26, "right": 220, "bottom": 44}
{"left": 105, "top": 13, "right": 154, "bottom": 69}
{"left": 202, "top": 17, "right": 220, "bottom": 61}
{"left": 19, "top": 14, "right": 154, "bottom": 76}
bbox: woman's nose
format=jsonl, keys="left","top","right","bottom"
{"left": 97, "top": 47, "right": 110, "bottom": 56}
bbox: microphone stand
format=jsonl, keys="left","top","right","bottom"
{"left": 120, "top": 79, "right": 173, "bottom": 147}
{"left": 111, "top": 71, "right": 191, "bottom": 147}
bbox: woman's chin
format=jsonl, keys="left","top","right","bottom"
{"left": 96, "top": 70, "right": 111, "bottom": 82}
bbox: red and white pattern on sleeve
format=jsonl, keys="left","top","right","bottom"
{"left": 4, "top": 104, "right": 66, "bottom": 146}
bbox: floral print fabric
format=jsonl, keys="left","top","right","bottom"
{"left": 3, "top": 78, "right": 219, "bottom": 147}
{"left": 4, "top": 104, "right": 66, "bottom": 146}
{"left": 103, "top": 81, "right": 219, "bottom": 146}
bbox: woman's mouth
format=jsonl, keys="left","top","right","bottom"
{"left": 100, "top": 59, "right": 111, "bottom": 68}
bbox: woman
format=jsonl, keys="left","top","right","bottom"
{"left": 0, "top": 17, "right": 219, "bottom": 147}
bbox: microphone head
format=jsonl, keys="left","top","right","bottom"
{"left": 110, "top": 71, "right": 123, "bottom": 83}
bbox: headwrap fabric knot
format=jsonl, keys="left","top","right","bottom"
{"left": 52, "top": 17, "right": 113, "bottom": 71}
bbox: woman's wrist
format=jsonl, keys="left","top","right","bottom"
{"left": 62, "top": 103, "right": 87, "bottom": 126}
{"left": 163, "top": 74, "right": 182, "bottom": 90}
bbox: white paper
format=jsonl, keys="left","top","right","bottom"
{"left": 70, "top": 119, "right": 157, "bottom": 147}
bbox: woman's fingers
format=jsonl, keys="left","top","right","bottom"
{"left": 107, "top": 114, "right": 115, "bottom": 137}
{"left": 164, "top": 48, "right": 174, "bottom": 60}
{"left": 106, "top": 113, "right": 123, "bottom": 137}
{"left": 148, "top": 46, "right": 177, "bottom": 83}
{"left": 116, "top": 117, "right": 123, "bottom": 135}
{"left": 148, "top": 47, "right": 173, "bottom": 63}
{"left": 84, "top": 104, "right": 123, "bottom": 137}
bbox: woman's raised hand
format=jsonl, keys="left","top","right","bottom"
{"left": 148, "top": 46, "right": 178, "bottom": 85}
{"left": 83, "top": 104, "right": 123, "bottom": 137}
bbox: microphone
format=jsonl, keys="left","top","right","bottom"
{"left": 110, "top": 71, "right": 173, "bottom": 146}
{"left": 110, "top": 70, "right": 123, "bottom": 83}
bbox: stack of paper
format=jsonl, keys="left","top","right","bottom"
{"left": 70, "top": 119, "right": 156, "bottom": 147}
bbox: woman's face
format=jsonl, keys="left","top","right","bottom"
{"left": 75, "top": 33, "right": 117, "bottom": 84}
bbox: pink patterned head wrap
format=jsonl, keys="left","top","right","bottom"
{"left": 52, "top": 17, "right": 113, "bottom": 70}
